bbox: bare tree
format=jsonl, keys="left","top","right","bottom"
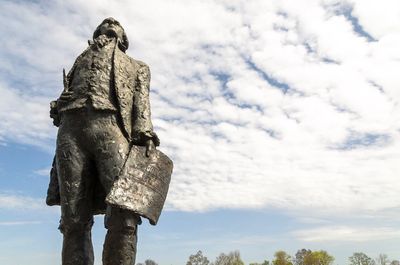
{"left": 294, "top": 249, "right": 312, "bottom": 265}
{"left": 187, "top": 250, "right": 211, "bottom": 265}
{"left": 349, "top": 252, "right": 375, "bottom": 265}
{"left": 376, "top": 254, "right": 390, "bottom": 265}
{"left": 214, "top": 250, "right": 245, "bottom": 265}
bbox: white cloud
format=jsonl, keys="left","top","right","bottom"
{"left": 34, "top": 167, "right": 51, "bottom": 177}
{"left": 0, "top": 221, "right": 42, "bottom": 226}
{"left": 1, "top": 0, "right": 400, "bottom": 220}
{"left": 0, "top": 193, "right": 45, "bottom": 211}
{"left": 0, "top": 82, "right": 55, "bottom": 149}
{"left": 293, "top": 225, "right": 400, "bottom": 242}
{"left": 348, "top": 0, "right": 400, "bottom": 39}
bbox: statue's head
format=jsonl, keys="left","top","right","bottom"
{"left": 93, "top": 17, "right": 129, "bottom": 52}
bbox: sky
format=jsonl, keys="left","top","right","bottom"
{"left": 0, "top": 0, "right": 400, "bottom": 264}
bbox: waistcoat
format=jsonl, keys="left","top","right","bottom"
{"left": 58, "top": 37, "right": 118, "bottom": 112}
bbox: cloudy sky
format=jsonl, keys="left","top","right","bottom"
{"left": 1, "top": 0, "right": 400, "bottom": 264}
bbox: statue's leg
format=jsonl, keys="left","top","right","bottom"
{"left": 89, "top": 114, "right": 140, "bottom": 265}
{"left": 60, "top": 220, "right": 94, "bottom": 265}
{"left": 56, "top": 123, "right": 95, "bottom": 265}
{"left": 102, "top": 207, "right": 140, "bottom": 265}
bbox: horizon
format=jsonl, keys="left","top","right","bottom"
{"left": 1, "top": 0, "right": 400, "bottom": 264}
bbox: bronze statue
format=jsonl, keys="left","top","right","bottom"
{"left": 46, "top": 17, "right": 173, "bottom": 265}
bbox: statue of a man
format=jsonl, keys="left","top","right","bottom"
{"left": 46, "top": 17, "right": 171, "bottom": 265}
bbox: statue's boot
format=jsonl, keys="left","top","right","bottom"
{"left": 60, "top": 223, "right": 94, "bottom": 265}
{"left": 102, "top": 207, "right": 139, "bottom": 265}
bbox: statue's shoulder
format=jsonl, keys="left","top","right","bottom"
{"left": 76, "top": 45, "right": 92, "bottom": 60}
{"left": 71, "top": 45, "right": 92, "bottom": 67}
{"left": 129, "top": 57, "right": 149, "bottom": 72}
{"left": 116, "top": 50, "right": 142, "bottom": 68}
{"left": 116, "top": 49, "right": 150, "bottom": 77}
{"left": 135, "top": 59, "right": 149, "bottom": 68}
{"left": 67, "top": 46, "right": 92, "bottom": 77}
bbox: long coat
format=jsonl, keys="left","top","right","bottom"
{"left": 46, "top": 43, "right": 159, "bottom": 212}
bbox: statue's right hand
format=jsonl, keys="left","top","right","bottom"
{"left": 49, "top": 100, "right": 60, "bottom": 127}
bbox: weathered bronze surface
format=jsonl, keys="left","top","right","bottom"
{"left": 46, "top": 17, "right": 173, "bottom": 265}
{"left": 106, "top": 145, "right": 173, "bottom": 225}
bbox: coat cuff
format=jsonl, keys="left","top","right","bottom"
{"left": 133, "top": 131, "right": 160, "bottom": 146}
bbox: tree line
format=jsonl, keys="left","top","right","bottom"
{"left": 137, "top": 250, "right": 399, "bottom": 265}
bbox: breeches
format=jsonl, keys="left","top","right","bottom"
{"left": 56, "top": 107, "right": 138, "bottom": 232}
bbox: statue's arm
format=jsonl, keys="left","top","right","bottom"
{"left": 132, "top": 63, "right": 160, "bottom": 147}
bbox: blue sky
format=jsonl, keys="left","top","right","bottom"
{"left": 1, "top": 0, "right": 400, "bottom": 264}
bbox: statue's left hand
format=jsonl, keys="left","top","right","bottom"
{"left": 145, "top": 139, "right": 156, "bottom": 157}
